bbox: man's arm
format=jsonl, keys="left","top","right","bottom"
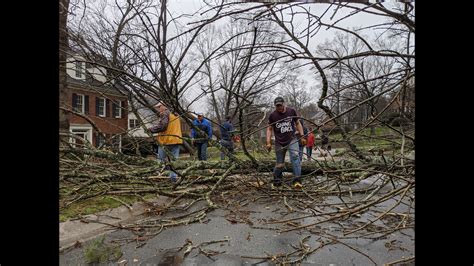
{"left": 266, "top": 125, "right": 273, "bottom": 152}
{"left": 295, "top": 119, "right": 307, "bottom": 145}
{"left": 149, "top": 111, "right": 170, "bottom": 133}
{"left": 295, "top": 120, "right": 304, "bottom": 137}
{"left": 266, "top": 126, "right": 273, "bottom": 146}
{"left": 292, "top": 108, "right": 304, "bottom": 137}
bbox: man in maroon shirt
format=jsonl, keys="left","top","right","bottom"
{"left": 266, "top": 97, "right": 306, "bottom": 189}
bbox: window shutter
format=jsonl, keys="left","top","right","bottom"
{"left": 112, "top": 101, "right": 118, "bottom": 118}
{"left": 121, "top": 101, "right": 126, "bottom": 118}
{"left": 106, "top": 99, "right": 110, "bottom": 117}
{"left": 95, "top": 97, "right": 100, "bottom": 116}
{"left": 93, "top": 132, "right": 97, "bottom": 147}
{"left": 84, "top": 95, "right": 89, "bottom": 114}
{"left": 72, "top": 93, "right": 77, "bottom": 110}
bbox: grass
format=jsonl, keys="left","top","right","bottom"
{"left": 330, "top": 126, "right": 395, "bottom": 141}
{"left": 353, "top": 138, "right": 395, "bottom": 148}
{"left": 59, "top": 193, "right": 156, "bottom": 222}
{"left": 326, "top": 126, "right": 411, "bottom": 148}
{"left": 84, "top": 235, "right": 122, "bottom": 263}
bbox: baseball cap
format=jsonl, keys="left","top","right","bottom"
{"left": 274, "top": 97, "right": 284, "bottom": 106}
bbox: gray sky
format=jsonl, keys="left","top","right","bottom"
{"left": 71, "top": 1, "right": 409, "bottom": 113}
{"left": 166, "top": 1, "right": 399, "bottom": 112}
{"left": 167, "top": 1, "right": 394, "bottom": 47}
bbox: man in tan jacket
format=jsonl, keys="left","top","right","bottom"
{"left": 148, "top": 102, "right": 183, "bottom": 182}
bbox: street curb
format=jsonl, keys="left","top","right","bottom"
{"left": 59, "top": 196, "right": 169, "bottom": 252}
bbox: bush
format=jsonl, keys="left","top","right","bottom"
{"left": 381, "top": 112, "right": 414, "bottom": 127}
{"left": 391, "top": 117, "right": 411, "bottom": 127}
{"left": 121, "top": 136, "right": 155, "bottom": 157}
{"left": 321, "top": 125, "right": 352, "bottom": 135}
{"left": 382, "top": 112, "right": 400, "bottom": 124}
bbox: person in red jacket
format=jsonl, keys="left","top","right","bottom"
{"left": 306, "top": 128, "right": 315, "bottom": 160}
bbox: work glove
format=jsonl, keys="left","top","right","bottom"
{"left": 300, "top": 138, "right": 307, "bottom": 146}
{"left": 266, "top": 143, "right": 272, "bottom": 152}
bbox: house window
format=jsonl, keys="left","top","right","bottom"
{"left": 113, "top": 101, "right": 122, "bottom": 118}
{"left": 75, "top": 61, "right": 83, "bottom": 78}
{"left": 74, "top": 94, "right": 85, "bottom": 113}
{"left": 96, "top": 98, "right": 106, "bottom": 117}
{"left": 129, "top": 119, "right": 139, "bottom": 129}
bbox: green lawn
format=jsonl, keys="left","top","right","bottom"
{"left": 330, "top": 126, "right": 395, "bottom": 140}
{"left": 59, "top": 194, "right": 156, "bottom": 222}
{"left": 320, "top": 126, "right": 416, "bottom": 154}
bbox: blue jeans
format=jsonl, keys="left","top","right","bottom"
{"left": 298, "top": 145, "right": 304, "bottom": 162}
{"left": 196, "top": 142, "right": 208, "bottom": 161}
{"left": 220, "top": 139, "right": 234, "bottom": 160}
{"left": 157, "top": 144, "right": 180, "bottom": 181}
{"left": 273, "top": 139, "right": 301, "bottom": 185}
{"left": 306, "top": 146, "right": 313, "bottom": 159}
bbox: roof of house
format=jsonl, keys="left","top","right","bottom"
{"left": 67, "top": 75, "right": 127, "bottom": 98}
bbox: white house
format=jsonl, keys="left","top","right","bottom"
{"left": 127, "top": 106, "right": 156, "bottom": 137}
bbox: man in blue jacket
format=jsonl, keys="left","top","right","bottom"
{"left": 191, "top": 113, "right": 213, "bottom": 161}
{"left": 220, "top": 115, "right": 235, "bottom": 160}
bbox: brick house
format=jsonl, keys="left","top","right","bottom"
{"left": 388, "top": 76, "right": 415, "bottom": 119}
{"left": 64, "top": 54, "right": 128, "bottom": 150}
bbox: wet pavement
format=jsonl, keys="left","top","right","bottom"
{"left": 60, "top": 178, "right": 414, "bottom": 265}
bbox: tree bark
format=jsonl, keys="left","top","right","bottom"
{"left": 59, "top": 0, "right": 70, "bottom": 131}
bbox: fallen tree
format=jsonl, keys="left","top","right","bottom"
{"left": 61, "top": 1, "right": 415, "bottom": 263}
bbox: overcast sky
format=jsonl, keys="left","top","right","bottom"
{"left": 168, "top": 1, "right": 394, "bottom": 46}
{"left": 71, "top": 1, "right": 409, "bottom": 113}
{"left": 165, "top": 1, "right": 400, "bottom": 112}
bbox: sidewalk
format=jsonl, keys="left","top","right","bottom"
{"left": 59, "top": 196, "right": 170, "bottom": 252}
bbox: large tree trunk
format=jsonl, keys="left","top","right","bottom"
{"left": 59, "top": 0, "right": 70, "bottom": 132}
